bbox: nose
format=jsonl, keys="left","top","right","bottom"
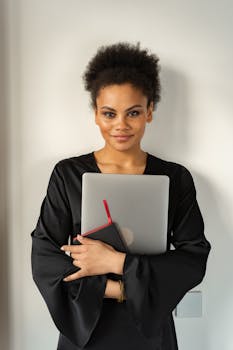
{"left": 115, "top": 116, "right": 130, "bottom": 130}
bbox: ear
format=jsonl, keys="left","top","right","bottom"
{"left": 146, "top": 102, "right": 154, "bottom": 123}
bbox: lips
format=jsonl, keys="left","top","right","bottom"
{"left": 113, "top": 135, "right": 133, "bottom": 141}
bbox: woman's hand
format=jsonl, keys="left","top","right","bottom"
{"left": 61, "top": 235, "right": 126, "bottom": 282}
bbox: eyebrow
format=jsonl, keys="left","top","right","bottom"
{"left": 100, "top": 104, "right": 143, "bottom": 112}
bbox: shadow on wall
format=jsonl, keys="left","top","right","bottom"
{"left": 0, "top": 0, "right": 10, "bottom": 349}
{"left": 144, "top": 66, "right": 191, "bottom": 160}
{"left": 197, "top": 175, "right": 231, "bottom": 349}
{"left": 145, "top": 65, "right": 230, "bottom": 348}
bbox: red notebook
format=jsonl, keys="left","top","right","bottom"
{"left": 73, "top": 199, "right": 128, "bottom": 253}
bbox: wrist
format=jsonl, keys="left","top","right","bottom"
{"left": 104, "top": 279, "right": 126, "bottom": 301}
{"left": 111, "top": 251, "right": 126, "bottom": 275}
{"left": 104, "top": 279, "right": 119, "bottom": 298}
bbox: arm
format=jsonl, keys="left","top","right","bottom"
{"left": 31, "top": 163, "right": 107, "bottom": 348}
{"left": 121, "top": 165, "right": 211, "bottom": 338}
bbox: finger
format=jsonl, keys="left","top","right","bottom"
{"left": 61, "top": 244, "right": 87, "bottom": 253}
{"left": 71, "top": 251, "right": 87, "bottom": 259}
{"left": 70, "top": 252, "right": 81, "bottom": 260}
{"left": 72, "top": 259, "right": 81, "bottom": 268}
{"left": 63, "top": 269, "right": 85, "bottom": 282}
{"left": 77, "top": 234, "right": 101, "bottom": 245}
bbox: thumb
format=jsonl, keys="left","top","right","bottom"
{"left": 77, "top": 234, "right": 100, "bottom": 245}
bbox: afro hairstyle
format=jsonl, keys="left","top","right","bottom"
{"left": 82, "top": 41, "right": 161, "bottom": 111}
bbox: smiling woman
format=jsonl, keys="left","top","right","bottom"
{"left": 31, "top": 42, "right": 211, "bottom": 350}
{"left": 93, "top": 83, "right": 153, "bottom": 165}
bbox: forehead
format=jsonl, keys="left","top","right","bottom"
{"left": 96, "top": 83, "right": 148, "bottom": 107}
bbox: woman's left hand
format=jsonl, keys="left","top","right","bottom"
{"left": 61, "top": 235, "right": 126, "bottom": 282}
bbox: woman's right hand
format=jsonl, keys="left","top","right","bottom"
{"left": 61, "top": 235, "right": 126, "bottom": 281}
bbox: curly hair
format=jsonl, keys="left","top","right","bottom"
{"left": 82, "top": 42, "right": 161, "bottom": 111}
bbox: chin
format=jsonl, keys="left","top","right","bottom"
{"left": 110, "top": 143, "right": 138, "bottom": 152}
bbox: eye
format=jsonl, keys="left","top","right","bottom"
{"left": 102, "top": 112, "right": 115, "bottom": 118}
{"left": 128, "top": 110, "right": 140, "bottom": 117}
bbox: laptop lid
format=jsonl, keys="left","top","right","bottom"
{"left": 81, "top": 173, "right": 169, "bottom": 254}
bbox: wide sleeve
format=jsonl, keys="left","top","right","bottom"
{"left": 31, "top": 162, "right": 107, "bottom": 348}
{"left": 122, "top": 165, "right": 211, "bottom": 339}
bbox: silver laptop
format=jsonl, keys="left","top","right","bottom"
{"left": 81, "top": 173, "right": 170, "bottom": 254}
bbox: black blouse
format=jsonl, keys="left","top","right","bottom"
{"left": 31, "top": 151, "right": 211, "bottom": 350}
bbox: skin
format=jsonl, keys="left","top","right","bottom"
{"left": 61, "top": 83, "right": 154, "bottom": 300}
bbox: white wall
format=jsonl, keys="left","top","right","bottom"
{"left": 4, "top": 0, "right": 233, "bottom": 349}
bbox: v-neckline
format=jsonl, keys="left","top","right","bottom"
{"left": 90, "top": 151, "right": 151, "bottom": 175}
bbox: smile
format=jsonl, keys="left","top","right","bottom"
{"left": 113, "top": 135, "right": 133, "bottom": 142}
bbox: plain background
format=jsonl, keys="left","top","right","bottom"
{"left": 1, "top": 0, "right": 233, "bottom": 349}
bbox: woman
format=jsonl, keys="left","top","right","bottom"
{"left": 31, "top": 42, "right": 211, "bottom": 350}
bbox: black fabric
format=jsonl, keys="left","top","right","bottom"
{"left": 31, "top": 151, "right": 211, "bottom": 349}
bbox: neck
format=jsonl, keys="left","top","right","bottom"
{"left": 95, "top": 145, "right": 147, "bottom": 167}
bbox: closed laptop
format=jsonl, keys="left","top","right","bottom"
{"left": 81, "top": 173, "right": 169, "bottom": 254}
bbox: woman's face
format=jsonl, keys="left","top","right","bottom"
{"left": 95, "top": 83, "right": 153, "bottom": 152}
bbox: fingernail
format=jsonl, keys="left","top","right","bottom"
{"left": 63, "top": 278, "right": 68, "bottom": 281}
{"left": 78, "top": 234, "right": 83, "bottom": 240}
{"left": 60, "top": 246, "right": 64, "bottom": 250}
